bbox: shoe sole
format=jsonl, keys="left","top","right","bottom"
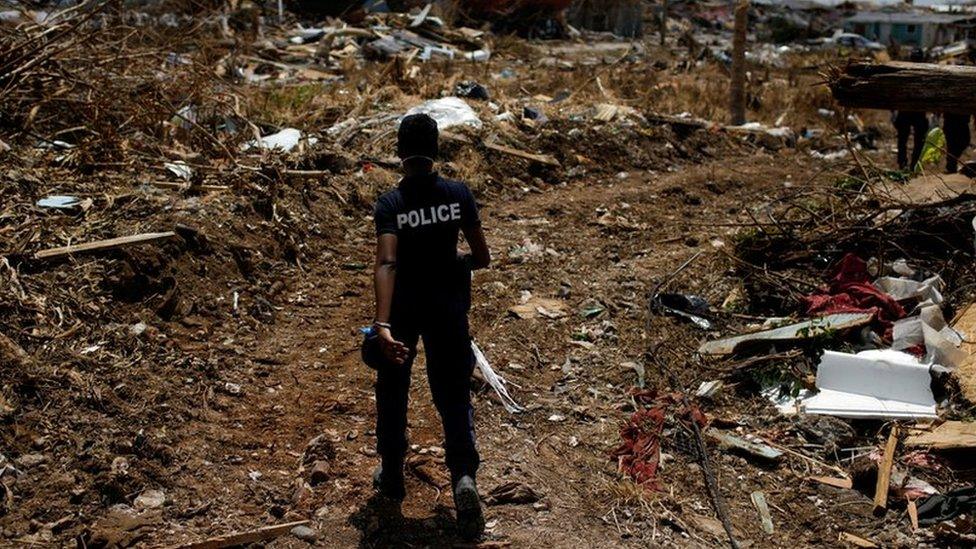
{"left": 372, "top": 467, "right": 405, "bottom": 501}
{"left": 455, "top": 483, "right": 485, "bottom": 541}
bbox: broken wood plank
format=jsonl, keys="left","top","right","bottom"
{"left": 150, "top": 181, "right": 230, "bottom": 192}
{"left": 698, "top": 313, "right": 873, "bottom": 356}
{"left": 873, "top": 424, "right": 899, "bottom": 515}
{"left": 952, "top": 302, "right": 976, "bottom": 404}
{"left": 808, "top": 475, "right": 853, "bottom": 490}
{"left": 484, "top": 142, "right": 561, "bottom": 167}
{"left": 831, "top": 61, "right": 976, "bottom": 114}
{"left": 750, "top": 491, "right": 774, "bottom": 534}
{"left": 439, "top": 130, "right": 473, "bottom": 144}
{"left": 908, "top": 498, "right": 919, "bottom": 531}
{"left": 905, "top": 421, "right": 976, "bottom": 450}
{"left": 441, "top": 131, "right": 560, "bottom": 166}
{"left": 508, "top": 297, "right": 568, "bottom": 319}
{"left": 705, "top": 429, "right": 783, "bottom": 462}
{"left": 839, "top": 531, "right": 878, "bottom": 548}
{"left": 645, "top": 111, "right": 714, "bottom": 130}
{"left": 169, "top": 520, "right": 309, "bottom": 549}
{"left": 34, "top": 231, "right": 177, "bottom": 260}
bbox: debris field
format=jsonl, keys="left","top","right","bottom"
{"left": 3, "top": 1, "right": 976, "bottom": 548}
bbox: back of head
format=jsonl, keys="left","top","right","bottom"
{"left": 398, "top": 113, "right": 439, "bottom": 165}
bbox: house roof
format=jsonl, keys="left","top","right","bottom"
{"left": 846, "top": 11, "right": 976, "bottom": 25}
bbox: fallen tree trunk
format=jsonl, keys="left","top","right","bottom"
{"left": 830, "top": 61, "right": 976, "bottom": 114}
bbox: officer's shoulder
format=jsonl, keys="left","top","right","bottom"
{"left": 437, "top": 176, "right": 472, "bottom": 194}
{"left": 376, "top": 188, "right": 402, "bottom": 205}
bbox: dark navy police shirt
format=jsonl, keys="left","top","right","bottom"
{"left": 374, "top": 173, "right": 480, "bottom": 296}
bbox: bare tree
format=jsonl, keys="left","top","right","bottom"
{"left": 730, "top": 0, "right": 748, "bottom": 125}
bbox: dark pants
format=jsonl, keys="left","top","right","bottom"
{"left": 894, "top": 111, "right": 927, "bottom": 170}
{"left": 375, "top": 288, "right": 479, "bottom": 484}
{"left": 944, "top": 114, "right": 971, "bottom": 174}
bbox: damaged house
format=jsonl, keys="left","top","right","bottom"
{"left": 844, "top": 11, "right": 976, "bottom": 48}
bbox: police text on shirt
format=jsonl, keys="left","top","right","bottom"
{"left": 396, "top": 203, "right": 462, "bottom": 229}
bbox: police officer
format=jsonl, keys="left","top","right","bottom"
{"left": 371, "top": 113, "right": 490, "bottom": 541}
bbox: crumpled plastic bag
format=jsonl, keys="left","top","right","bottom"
{"left": 402, "top": 97, "right": 482, "bottom": 130}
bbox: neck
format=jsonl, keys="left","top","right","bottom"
{"left": 403, "top": 167, "right": 431, "bottom": 177}
{"left": 402, "top": 157, "right": 434, "bottom": 177}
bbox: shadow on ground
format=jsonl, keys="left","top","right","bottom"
{"left": 349, "top": 494, "right": 462, "bottom": 548}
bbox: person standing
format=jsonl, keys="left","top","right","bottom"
{"left": 893, "top": 49, "right": 928, "bottom": 172}
{"left": 370, "top": 113, "right": 490, "bottom": 541}
{"left": 894, "top": 110, "right": 928, "bottom": 171}
{"left": 944, "top": 112, "right": 972, "bottom": 174}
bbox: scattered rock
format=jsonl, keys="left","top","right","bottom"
{"left": 133, "top": 489, "right": 165, "bottom": 510}
{"left": 15, "top": 453, "right": 47, "bottom": 468}
{"left": 111, "top": 457, "right": 129, "bottom": 476}
{"left": 793, "top": 414, "right": 857, "bottom": 455}
{"left": 129, "top": 322, "right": 148, "bottom": 337}
{"left": 303, "top": 434, "right": 337, "bottom": 466}
{"left": 309, "top": 460, "right": 330, "bottom": 486}
{"left": 406, "top": 454, "right": 450, "bottom": 489}
{"left": 291, "top": 524, "right": 318, "bottom": 542}
{"left": 84, "top": 507, "right": 158, "bottom": 549}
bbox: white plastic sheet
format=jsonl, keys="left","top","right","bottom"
{"left": 243, "top": 128, "right": 318, "bottom": 152}
{"left": 472, "top": 342, "right": 523, "bottom": 414}
{"left": 875, "top": 275, "right": 944, "bottom": 304}
{"left": 891, "top": 304, "right": 965, "bottom": 368}
{"left": 403, "top": 97, "right": 482, "bottom": 130}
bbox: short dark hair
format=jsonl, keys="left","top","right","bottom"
{"left": 397, "top": 113, "right": 439, "bottom": 160}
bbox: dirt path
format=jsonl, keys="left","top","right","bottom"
{"left": 159, "top": 150, "right": 825, "bottom": 548}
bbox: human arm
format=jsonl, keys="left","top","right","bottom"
{"left": 458, "top": 185, "right": 490, "bottom": 270}
{"left": 461, "top": 224, "right": 490, "bottom": 270}
{"left": 374, "top": 233, "right": 410, "bottom": 364}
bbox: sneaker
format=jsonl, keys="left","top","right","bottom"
{"left": 372, "top": 464, "right": 405, "bottom": 501}
{"left": 453, "top": 475, "right": 485, "bottom": 541}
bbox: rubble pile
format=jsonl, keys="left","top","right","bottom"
{"left": 642, "top": 166, "right": 976, "bottom": 546}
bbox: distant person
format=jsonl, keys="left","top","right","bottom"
{"left": 893, "top": 49, "right": 928, "bottom": 171}
{"left": 944, "top": 113, "right": 972, "bottom": 174}
{"left": 369, "top": 113, "right": 490, "bottom": 541}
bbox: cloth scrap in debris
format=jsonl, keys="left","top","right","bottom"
{"left": 610, "top": 390, "right": 706, "bottom": 491}
{"left": 801, "top": 254, "right": 906, "bottom": 336}
{"left": 917, "top": 486, "right": 976, "bottom": 526}
{"left": 653, "top": 293, "right": 711, "bottom": 330}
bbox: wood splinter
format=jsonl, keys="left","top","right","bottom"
{"left": 34, "top": 231, "right": 177, "bottom": 260}
{"left": 873, "top": 424, "right": 899, "bottom": 515}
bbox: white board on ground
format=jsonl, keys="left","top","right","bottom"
{"left": 801, "top": 349, "right": 938, "bottom": 420}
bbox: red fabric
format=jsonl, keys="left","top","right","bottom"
{"left": 611, "top": 390, "right": 707, "bottom": 491}
{"left": 800, "top": 254, "right": 906, "bottom": 333}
